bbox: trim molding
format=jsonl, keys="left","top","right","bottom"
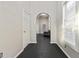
{"left": 31, "top": 42, "right": 37, "bottom": 43}
{"left": 50, "top": 42, "right": 57, "bottom": 44}
{"left": 14, "top": 48, "right": 24, "bottom": 58}
{"left": 56, "top": 43, "right": 71, "bottom": 58}
{"left": 14, "top": 43, "right": 30, "bottom": 58}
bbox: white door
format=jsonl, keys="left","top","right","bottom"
{"left": 23, "top": 10, "right": 30, "bottom": 48}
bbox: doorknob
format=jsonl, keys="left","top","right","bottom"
{"left": 24, "top": 31, "right": 26, "bottom": 33}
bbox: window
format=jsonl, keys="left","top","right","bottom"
{"left": 63, "top": 1, "right": 76, "bottom": 49}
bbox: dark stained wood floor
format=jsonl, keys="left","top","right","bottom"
{"left": 17, "top": 34, "right": 68, "bottom": 58}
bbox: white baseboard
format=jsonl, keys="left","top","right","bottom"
{"left": 31, "top": 42, "right": 37, "bottom": 43}
{"left": 14, "top": 43, "right": 31, "bottom": 58}
{"left": 14, "top": 48, "right": 24, "bottom": 58}
{"left": 50, "top": 42, "right": 57, "bottom": 44}
{"left": 56, "top": 43, "right": 71, "bottom": 58}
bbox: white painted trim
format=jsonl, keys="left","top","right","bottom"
{"left": 14, "top": 43, "right": 29, "bottom": 58}
{"left": 56, "top": 43, "right": 71, "bottom": 58}
{"left": 50, "top": 42, "right": 57, "bottom": 44}
{"left": 45, "top": 41, "right": 70, "bottom": 58}
{"left": 32, "top": 42, "right": 37, "bottom": 43}
{"left": 14, "top": 48, "right": 24, "bottom": 58}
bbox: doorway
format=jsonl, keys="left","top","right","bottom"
{"left": 36, "top": 12, "right": 50, "bottom": 42}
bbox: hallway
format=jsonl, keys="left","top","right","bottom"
{"left": 18, "top": 34, "right": 67, "bottom": 58}
{"left": 0, "top": 1, "right": 79, "bottom": 58}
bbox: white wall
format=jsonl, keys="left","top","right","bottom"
{"left": 56, "top": 1, "right": 79, "bottom": 58}
{"left": 0, "top": 1, "right": 31, "bottom": 57}
{"left": 0, "top": 2, "right": 23, "bottom": 57}
{"left": 30, "top": 1, "right": 57, "bottom": 43}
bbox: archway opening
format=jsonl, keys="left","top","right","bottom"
{"left": 36, "top": 12, "right": 50, "bottom": 43}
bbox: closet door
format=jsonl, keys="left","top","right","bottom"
{"left": 23, "top": 10, "right": 30, "bottom": 48}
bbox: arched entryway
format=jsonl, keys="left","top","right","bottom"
{"left": 37, "top": 12, "right": 49, "bottom": 34}
{"left": 36, "top": 12, "right": 50, "bottom": 43}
